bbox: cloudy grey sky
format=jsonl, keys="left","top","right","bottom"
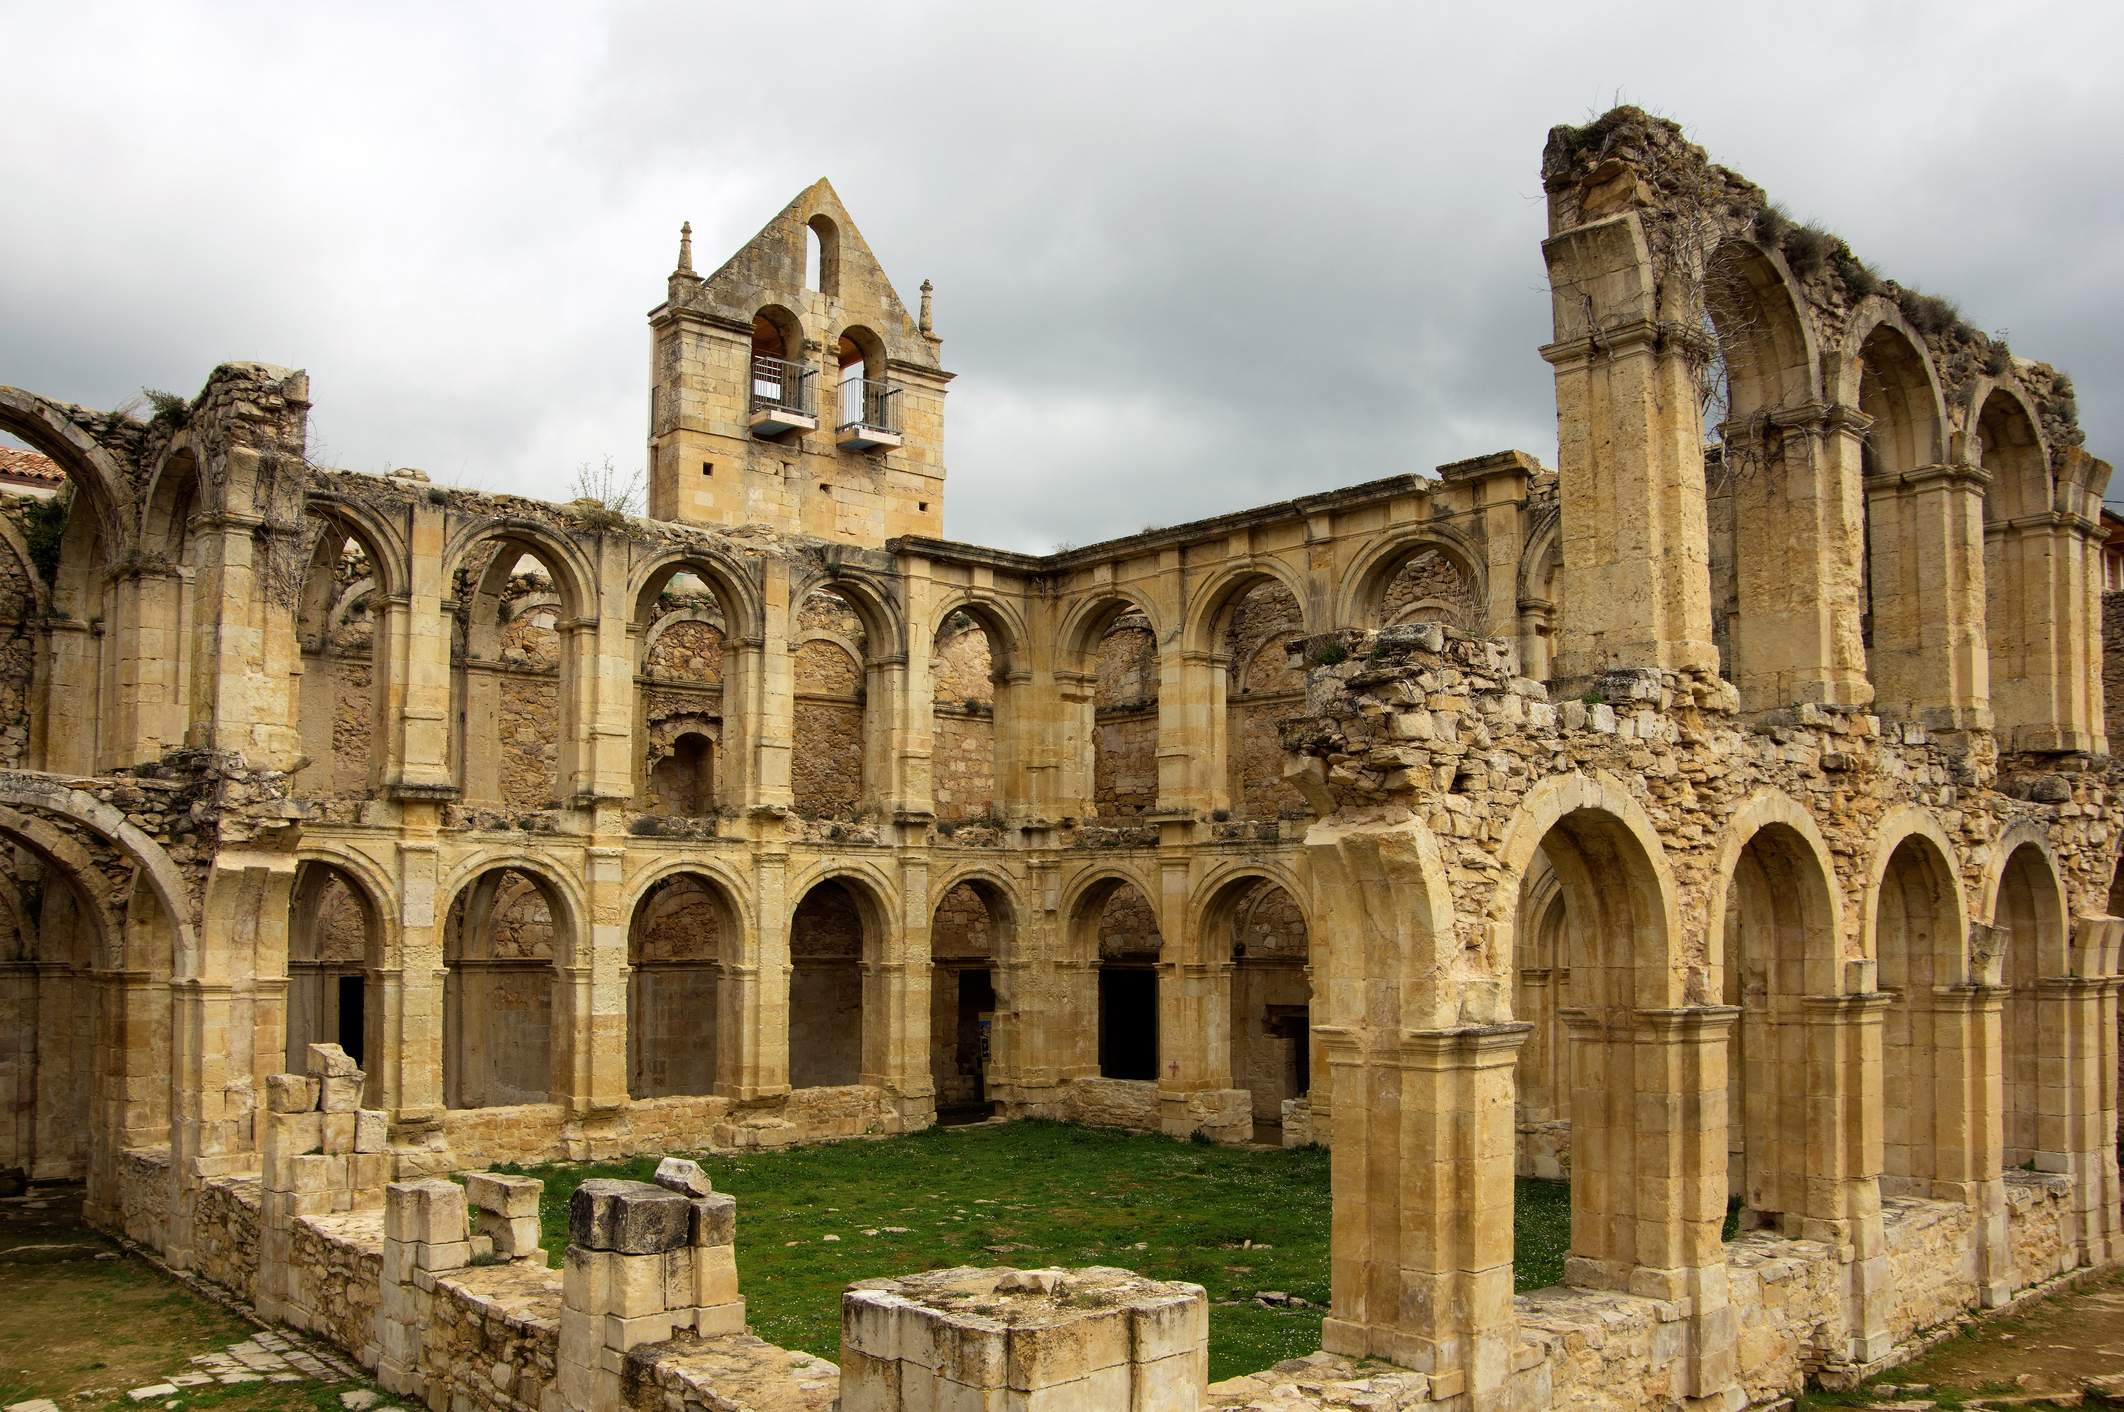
{"left": 3, "top": 2, "right": 2119, "bottom": 552}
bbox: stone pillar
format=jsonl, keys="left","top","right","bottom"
{"left": 558, "top": 1169, "right": 743, "bottom": 1412}
{"left": 2048, "top": 917, "right": 2124, "bottom": 1266}
{"left": 1929, "top": 983, "right": 2011, "bottom": 1305}
{"left": 106, "top": 565, "right": 190, "bottom": 765}
{"left": 1053, "top": 671, "right": 1096, "bottom": 820}
{"left": 384, "top": 497, "right": 457, "bottom": 799}
{"left": 1155, "top": 646, "right": 1208, "bottom": 816}
{"left": 1540, "top": 212, "right": 1718, "bottom": 683}
{"left": 841, "top": 1266, "right": 1208, "bottom": 1411}
{"left": 559, "top": 844, "right": 630, "bottom": 1125}
{"left": 725, "top": 849, "right": 791, "bottom": 1099}
{"left": 1155, "top": 855, "right": 1247, "bottom": 1142}
{"left": 186, "top": 499, "right": 300, "bottom": 767}
{"left": 464, "top": 1171, "right": 548, "bottom": 1265}
{"left": 376, "top": 1177, "right": 471, "bottom": 1399}
{"left": 1801, "top": 989, "right": 1894, "bottom": 1364}
{"left": 871, "top": 855, "right": 934, "bottom": 1127}
{"left": 1319, "top": 1025, "right": 1527, "bottom": 1407}
{"left": 749, "top": 561, "right": 795, "bottom": 812}
{"left": 1863, "top": 464, "right": 1991, "bottom": 729}
{"left": 35, "top": 617, "right": 99, "bottom": 773}
{"left": 1723, "top": 406, "right": 1873, "bottom": 710}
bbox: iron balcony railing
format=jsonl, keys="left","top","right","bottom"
{"left": 750, "top": 355, "right": 815, "bottom": 418}
{"left": 837, "top": 374, "right": 903, "bottom": 436}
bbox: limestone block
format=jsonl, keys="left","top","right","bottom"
{"left": 354, "top": 1110, "right": 389, "bottom": 1153}
{"left": 384, "top": 1178, "right": 468, "bottom": 1245}
{"left": 319, "top": 1075, "right": 363, "bottom": 1113}
{"left": 611, "top": 1251, "right": 668, "bottom": 1319}
{"left": 689, "top": 1193, "right": 737, "bottom": 1247}
{"left": 269, "top": 1111, "right": 323, "bottom": 1159}
{"left": 604, "top": 1310, "right": 679, "bottom": 1351}
{"left": 350, "top": 1153, "right": 395, "bottom": 1192}
{"left": 464, "top": 1171, "right": 542, "bottom": 1218}
{"left": 563, "top": 1247, "right": 612, "bottom": 1313}
{"left": 473, "top": 1208, "right": 542, "bottom": 1258}
{"left": 693, "top": 1244, "right": 740, "bottom": 1307}
{"left": 569, "top": 1178, "right": 690, "bottom": 1254}
{"left": 322, "top": 1112, "right": 356, "bottom": 1153}
{"left": 266, "top": 1074, "right": 319, "bottom": 1113}
{"left": 306, "top": 1043, "right": 360, "bottom": 1079}
{"left": 653, "top": 1156, "right": 712, "bottom": 1196}
{"left": 690, "top": 1299, "right": 746, "bottom": 1336}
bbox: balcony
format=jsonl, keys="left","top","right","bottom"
{"left": 748, "top": 355, "right": 816, "bottom": 437}
{"left": 836, "top": 375, "right": 903, "bottom": 450}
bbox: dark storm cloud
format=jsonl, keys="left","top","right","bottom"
{"left": 3, "top": 2, "right": 2119, "bottom": 551}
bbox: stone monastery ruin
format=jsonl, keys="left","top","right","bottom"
{"left": 0, "top": 107, "right": 2120, "bottom": 1411}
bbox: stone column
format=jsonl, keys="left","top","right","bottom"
{"left": 724, "top": 848, "right": 791, "bottom": 1098}
{"left": 1156, "top": 646, "right": 1212, "bottom": 817}
{"left": 558, "top": 844, "right": 629, "bottom": 1123}
{"left": 1801, "top": 989, "right": 1894, "bottom": 1363}
{"left": 1155, "top": 855, "right": 1247, "bottom": 1142}
{"left": 1930, "top": 983, "right": 2010, "bottom": 1305}
{"left": 1862, "top": 464, "right": 1991, "bottom": 729}
{"left": 749, "top": 561, "right": 795, "bottom": 812}
{"left": 36, "top": 617, "right": 99, "bottom": 772}
{"left": 384, "top": 497, "right": 457, "bottom": 799}
{"left": 1319, "top": 1025, "right": 1527, "bottom": 1407}
{"left": 866, "top": 853, "right": 933, "bottom": 1127}
{"left": 393, "top": 834, "right": 446, "bottom": 1122}
{"left": 1540, "top": 212, "right": 1718, "bottom": 684}
{"left": 1053, "top": 672, "right": 1096, "bottom": 819}
{"left": 1722, "top": 405, "right": 1872, "bottom": 710}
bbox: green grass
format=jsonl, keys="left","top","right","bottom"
{"left": 501, "top": 1120, "right": 1580, "bottom": 1383}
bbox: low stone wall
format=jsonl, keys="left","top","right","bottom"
{"left": 2006, "top": 1170, "right": 2075, "bottom": 1287}
{"left": 1058, "top": 1076, "right": 1162, "bottom": 1132}
{"left": 1879, "top": 1197, "right": 1978, "bottom": 1347}
{"left": 439, "top": 1104, "right": 572, "bottom": 1169}
{"left": 286, "top": 1211, "right": 385, "bottom": 1361}
{"left": 627, "top": 1335, "right": 840, "bottom": 1412}
{"left": 192, "top": 1174, "right": 262, "bottom": 1304}
{"left": 421, "top": 1265, "right": 563, "bottom": 1412}
{"left": 116, "top": 1146, "right": 171, "bottom": 1252}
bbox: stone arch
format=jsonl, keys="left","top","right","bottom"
{"left": 929, "top": 870, "right": 1021, "bottom": 1117}
{"left": 1063, "top": 867, "right": 1165, "bottom": 1082}
{"left": 1336, "top": 529, "right": 1487, "bottom": 632}
{"left": 1516, "top": 506, "right": 1563, "bottom": 680}
{"left": 1844, "top": 303, "right": 1950, "bottom": 476}
{"left": 448, "top": 523, "right": 594, "bottom": 809}
{"left": 930, "top": 598, "right": 1020, "bottom": 822}
{"left": 286, "top": 858, "right": 384, "bottom": 1094}
{"left": 0, "top": 776, "right": 198, "bottom": 978}
{"left": 629, "top": 547, "right": 763, "bottom": 644}
{"left": 804, "top": 215, "right": 840, "bottom": 296}
{"left": 1986, "top": 834, "right": 2068, "bottom": 1170}
{"left": 0, "top": 514, "right": 48, "bottom": 618}
{"left": 1703, "top": 239, "right": 1820, "bottom": 424}
{"left": 788, "top": 867, "right": 893, "bottom": 1090}
{"left": 1056, "top": 589, "right": 1165, "bottom": 664}
{"left": 1491, "top": 773, "right": 1693, "bottom": 1290}
{"left": 0, "top": 386, "right": 131, "bottom": 545}
{"left": 295, "top": 499, "right": 401, "bottom": 800}
{"left": 627, "top": 868, "right": 740, "bottom": 1100}
{"left": 930, "top": 591, "right": 1031, "bottom": 677}
{"left": 1202, "top": 868, "right": 1314, "bottom": 1136}
{"left": 1866, "top": 817, "right": 1972, "bottom": 1197}
{"left": 1058, "top": 592, "right": 1164, "bottom": 822}
{"left": 1182, "top": 558, "right": 1312, "bottom": 654}
{"left": 441, "top": 860, "right": 577, "bottom": 1109}
{"left": 1705, "top": 794, "right": 1848, "bottom": 1235}
{"left": 1973, "top": 382, "right": 2058, "bottom": 747}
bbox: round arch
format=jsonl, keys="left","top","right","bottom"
{"left": 622, "top": 856, "right": 756, "bottom": 938}
{"left": 0, "top": 386, "right": 131, "bottom": 544}
{"left": 437, "top": 851, "right": 588, "bottom": 960}
{"left": 1859, "top": 808, "right": 1968, "bottom": 982}
{"left": 1703, "top": 237, "right": 1822, "bottom": 423}
{"left": 304, "top": 491, "right": 413, "bottom": 603}
{"left": 789, "top": 568, "right": 905, "bottom": 664}
{"left": 0, "top": 513, "right": 49, "bottom": 616}
{"left": 786, "top": 859, "right": 901, "bottom": 940}
{"left": 929, "top": 591, "right": 1032, "bottom": 677}
{"left": 1839, "top": 300, "right": 1950, "bottom": 474}
{"left": 0, "top": 777, "right": 198, "bottom": 977}
{"left": 1488, "top": 772, "right": 1683, "bottom": 1011}
{"left": 442, "top": 518, "right": 599, "bottom": 620}
{"left": 1968, "top": 380, "right": 2053, "bottom": 521}
{"left": 1059, "top": 862, "right": 1163, "bottom": 954}
{"left": 1702, "top": 790, "right": 1847, "bottom": 999}
{"left": 1055, "top": 588, "right": 1165, "bottom": 665}
{"left": 1335, "top": 527, "right": 1489, "bottom": 632}
{"left": 628, "top": 546, "right": 764, "bottom": 643}
{"left": 1181, "top": 558, "right": 1313, "bottom": 656}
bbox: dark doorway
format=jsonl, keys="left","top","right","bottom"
{"left": 1098, "top": 967, "right": 1158, "bottom": 1080}
{"left": 336, "top": 973, "right": 366, "bottom": 1067}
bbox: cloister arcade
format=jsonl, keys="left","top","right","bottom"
{"left": 0, "top": 106, "right": 2117, "bottom": 1412}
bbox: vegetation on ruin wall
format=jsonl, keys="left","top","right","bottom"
{"left": 501, "top": 1120, "right": 1576, "bottom": 1383}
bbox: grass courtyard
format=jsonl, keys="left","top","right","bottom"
{"left": 502, "top": 1119, "right": 1574, "bottom": 1382}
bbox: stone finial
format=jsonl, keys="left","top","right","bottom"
{"left": 677, "top": 220, "right": 695, "bottom": 275}
{"left": 919, "top": 278, "right": 935, "bottom": 337}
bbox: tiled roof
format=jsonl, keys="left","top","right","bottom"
{"left": 0, "top": 447, "right": 64, "bottom": 486}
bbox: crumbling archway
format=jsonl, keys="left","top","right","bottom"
{"left": 442, "top": 865, "right": 570, "bottom": 1109}
{"left": 627, "top": 870, "right": 735, "bottom": 1099}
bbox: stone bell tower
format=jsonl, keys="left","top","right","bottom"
{"left": 645, "top": 179, "right": 951, "bottom": 546}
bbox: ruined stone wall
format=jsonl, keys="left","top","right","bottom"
{"left": 191, "top": 1175, "right": 263, "bottom": 1305}
{"left": 931, "top": 618, "right": 996, "bottom": 821}
{"left": 1225, "top": 588, "right": 1307, "bottom": 819}
{"left": 792, "top": 637, "right": 863, "bottom": 818}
